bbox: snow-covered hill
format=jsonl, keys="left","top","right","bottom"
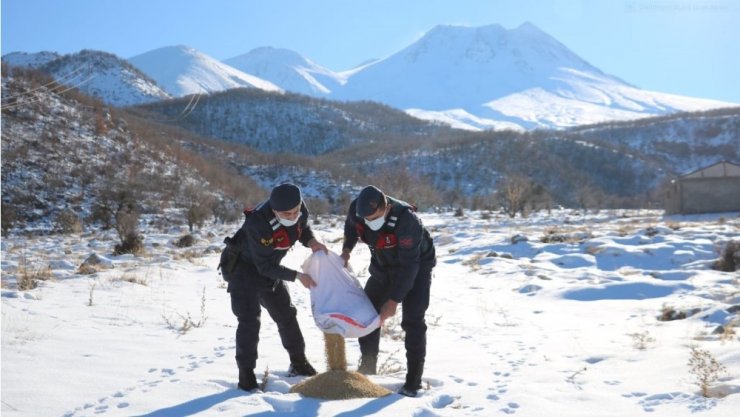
{"left": 2, "top": 51, "right": 61, "bottom": 68}
{"left": 0, "top": 65, "right": 258, "bottom": 234}
{"left": 128, "top": 45, "right": 282, "bottom": 97}
{"left": 330, "top": 23, "right": 737, "bottom": 130}
{"left": 134, "top": 88, "right": 450, "bottom": 155}
{"left": 134, "top": 81, "right": 739, "bottom": 206}
{"left": 565, "top": 108, "right": 740, "bottom": 175}
{"left": 3, "top": 50, "right": 171, "bottom": 106}
{"left": 224, "top": 47, "right": 344, "bottom": 97}
{"left": 330, "top": 107, "right": 739, "bottom": 206}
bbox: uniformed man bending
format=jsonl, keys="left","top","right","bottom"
{"left": 229, "top": 183, "right": 327, "bottom": 391}
{"left": 341, "top": 185, "right": 436, "bottom": 397}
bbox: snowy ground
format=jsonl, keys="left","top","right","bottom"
{"left": 2, "top": 209, "right": 739, "bottom": 417}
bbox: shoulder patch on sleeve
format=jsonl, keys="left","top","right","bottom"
{"left": 260, "top": 237, "right": 273, "bottom": 246}
{"left": 399, "top": 236, "right": 414, "bottom": 248}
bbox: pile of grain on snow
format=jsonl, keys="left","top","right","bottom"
{"left": 289, "top": 333, "right": 390, "bottom": 399}
{"left": 289, "top": 370, "right": 391, "bottom": 399}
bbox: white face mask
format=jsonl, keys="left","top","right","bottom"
{"left": 364, "top": 214, "right": 386, "bottom": 231}
{"left": 277, "top": 213, "right": 300, "bottom": 227}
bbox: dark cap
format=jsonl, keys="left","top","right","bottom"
{"left": 269, "top": 183, "right": 302, "bottom": 211}
{"left": 356, "top": 185, "right": 386, "bottom": 217}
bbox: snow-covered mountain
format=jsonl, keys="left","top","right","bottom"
{"left": 329, "top": 23, "right": 736, "bottom": 130}
{"left": 224, "top": 47, "right": 344, "bottom": 97}
{"left": 2, "top": 51, "right": 61, "bottom": 68}
{"left": 7, "top": 23, "right": 734, "bottom": 129}
{"left": 3, "top": 50, "right": 171, "bottom": 106}
{"left": 128, "top": 45, "right": 282, "bottom": 97}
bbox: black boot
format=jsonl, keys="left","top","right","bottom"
{"left": 358, "top": 355, "right": 378, "bottom": 375}
{"left": 399, "top": 360, "right": 424, "bottom": 397}
{"left": 238, "top": 368, "right": 258, "bottom": 391}
{"left": 287, "top": 353, "right": 317, "bottom": 377}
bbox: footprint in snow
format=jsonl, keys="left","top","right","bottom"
{"left": 431, "top": 394, "right": 456, "bottom": 409}
{"left": 636, "top": 391, "right": 715, "bottom": 413}
{"left": 213, "top": 345, "right": 228, "bottom": 357}
{"left": 263, "top": 396, "right": 298, "bottom": 413}
{"left": 500, "top": 402, "right": 520, "bottom": 414}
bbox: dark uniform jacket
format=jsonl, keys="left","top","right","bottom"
{"left": 343, "top": 197, "right": 435, "bottom": 303}
{"left": 229, "top": 200, "right": 315, "bottom": 290}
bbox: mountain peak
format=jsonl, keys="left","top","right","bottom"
{"left": 132, "top": 45, "right": 202, "bottom": 60}
{"left": 333, "top": 23, "right": 735, "bottom": 130}
{"left": 129, "top": 45, "right": 281, "bottom": 96}
{"left": 45, "top": 49, "right": 171, "bottom": 106}
{"left": 5, "top": 49, "right": 171, "bottom": 106}
{"left": 231, "top": 47, "right": 310, "bottom": 66}
{"left": 223, "top": 47, "right": 343, "bottom": 96}
{"left": 513, "top": 21, "right": 545, "bottom": 34}
{"left": 335, "top": 22, "right": 597, "bottom": 109}
{"left": 2, "top": 51, "right": 61, "bottom": 69}
{"left": 427, "top": 23, "right": 506, "bottom": 35}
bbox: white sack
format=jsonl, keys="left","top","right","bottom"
{"left": 301, "top": 251, "right": 380, "bottom": 338}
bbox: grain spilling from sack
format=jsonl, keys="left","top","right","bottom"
{"left": 325, "top": 333, "right": 347, "bottom": 371}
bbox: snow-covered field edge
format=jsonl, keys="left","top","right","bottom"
{"left": 1, "top": 209, "right": 738, "bottom": 417}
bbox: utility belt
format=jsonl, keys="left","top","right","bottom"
{"left": 369, "top": 235, "right": 435, "bottom": 267}
{"left": 368, "top": 256, "right": 435, "bottom": 285}
{"left": 225, "top": 259, "right": 283, "bottom": 291}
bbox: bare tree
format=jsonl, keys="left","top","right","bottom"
{"left": 528, "top": 183, "right": 554, "bottom": 214}
{"left": 183, "top": 184, "right": 214, "bottom": 232}
{"left": 375, "top": 167, "right": 442, "bottom": 209}
{"left": 496, "top": 175, "right": 533, "bottom": 218}
{"left": 99, "top": 181, "right": 145, "bottom": 255}
{"left": 1, "top": 201, "right": 19, "bottom": 236}
{"left": 577, "top": 185, "right": 607, "bottom": 213}
{"left": 114, "top": 202, "right": 143, "bottom": 255}
{"left": 212, "top": 198, "right": 242, "bottom": 224}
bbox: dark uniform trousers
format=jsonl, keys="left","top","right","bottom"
{"left": 359, "top": 264, "right": 433, "bottom": 363}
{"left": 230, "top": 280, "right": 305, "bottom": 371}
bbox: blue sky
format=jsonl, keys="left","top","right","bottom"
{"left": 2, "top": 0, "right": 739, "bottom": 103}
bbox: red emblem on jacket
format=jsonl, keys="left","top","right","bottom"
{"left": 272, "top": 228, "right": 291, "bottom": 250}
{"left": 375, "top": 233, "right": 397, "bottom": 249}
